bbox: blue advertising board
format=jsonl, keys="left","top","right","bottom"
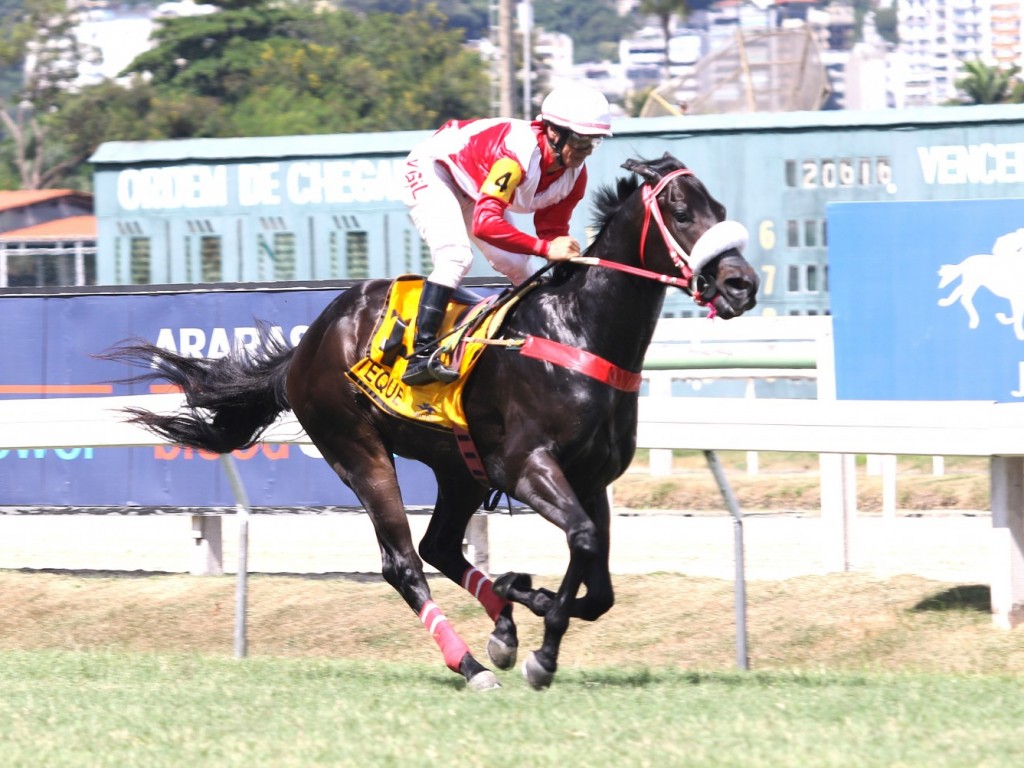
{"left": 828, "top": 198, "right": 1024, "bottom": 401}
{"left": 0, "top": 285, "right": 454, "bottom": 507}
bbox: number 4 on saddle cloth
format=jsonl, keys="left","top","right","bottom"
{"left": 346, "top": 275, "right": 521, "bottom": 434}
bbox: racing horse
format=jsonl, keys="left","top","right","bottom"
{"left": 106, "top": 154, "right": 759, "bottom": 690}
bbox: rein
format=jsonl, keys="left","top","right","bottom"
{"left": 515, "top": 170, "right": 707, "bottom": 393}
{"left": 569, "top": 256, "right": 695, "bottom": 291}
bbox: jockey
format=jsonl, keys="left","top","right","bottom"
{"left": 400, "top": 84, "right": 614, "bottom": 386}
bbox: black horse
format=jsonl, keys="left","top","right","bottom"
{"left": 106, "top": 154, "right": 759, "bottom": 690}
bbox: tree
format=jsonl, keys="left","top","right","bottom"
{"left": 638, "top": 0, "right": 690, "bottom": 81}
{"left": 531, "top": 0, "right": 636, "bottom": 64}
{"left": 213, "top": 6, "right": 488, "bottom": 134}
{"left": 49, "top": 79, "right": 232, "bottom": 188}
{"left": 123, "top": 2, "right": 489, "bottom": 135}
{"left": 342, "top": 0, "right": 490, "bottom": 41}
{"left": 954, "top": 60, "right": 1022, "bottom": 105}
{"left": 873, "top": 6, "right": 899, "bottom": 46}
{"left": 0, "top": 0, "right": 98, "bottom": 189}
{"left": 121, "top": 0, "right": 311, "bottom": 102}
{"left": 1, "top": 1, "right": 491, "bottom": 188}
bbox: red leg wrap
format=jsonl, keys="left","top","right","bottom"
{"left": 419, "top": 600, "right": 470, "bottom": 672}
{"left": 461, "top": 566, "right": 511, "bottom": 622}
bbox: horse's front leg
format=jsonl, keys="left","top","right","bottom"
{"left": 494, "top": 489, "right": 614, "bottom": 622}
{"left": 511, "top": 453, "right": 609, "bottom": 689}
{"left": 568, "top": 490, "right": 614, "bottom": 621}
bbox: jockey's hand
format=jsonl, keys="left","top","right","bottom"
{"left": 546, "top": 236, "right": 581, "bottom": 261}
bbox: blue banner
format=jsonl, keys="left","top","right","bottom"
{"left": 0, "top": 286, "right": 444, "bottom": 506}
{"left": 828, "top": 198, "right": 1024, "bottom": 401}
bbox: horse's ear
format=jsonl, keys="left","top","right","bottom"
{"left": 661, "top": 152, "right": 687, "bottom": 171}
{"left": 622, "top": 158, "right": 661, "bottom": 186}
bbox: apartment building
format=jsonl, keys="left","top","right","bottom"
{"left": 897, "top": 0, "right": 1024, "bottom": 105}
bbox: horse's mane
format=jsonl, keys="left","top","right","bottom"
{"left": 590, "top": 176, "right": 641, "bottom": 235}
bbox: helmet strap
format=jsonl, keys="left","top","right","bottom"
{"left": 545, "top": 123, "right": 571, "bottom": 167}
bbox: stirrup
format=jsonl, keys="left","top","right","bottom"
{"left": 426, "top": 348, "right": 459, "bottom": 384}
{"left": 402, "top": 347, "right": 459, "bottom": 386}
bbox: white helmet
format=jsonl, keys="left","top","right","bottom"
{"left": 540, "top": 85, "right": 613, "bottom": 137}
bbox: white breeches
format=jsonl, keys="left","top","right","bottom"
{"left": 403, "top": 157, "right": 536, "bottom": 288}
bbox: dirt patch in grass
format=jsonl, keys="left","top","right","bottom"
{"left": 1, "top": 570, "right": 1021, "bottom": 675}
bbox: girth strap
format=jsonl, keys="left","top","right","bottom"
{"left": 452, "top": 425, "right": 489, "bottom": 485}
{"left": 519, "top": 335, "right": 643, "bottom": 393}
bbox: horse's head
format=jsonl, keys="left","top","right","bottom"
{"left": 622, "top": 154, "right": 759, "bottom": 319}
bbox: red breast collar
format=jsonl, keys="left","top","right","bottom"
{"left": 518, "top": 335, "right": 642, "bottom": 392}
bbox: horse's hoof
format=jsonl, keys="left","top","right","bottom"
{"left": 486, "top": 632, "right": 518, "bottom": 670}
{"left": 467, "top": 670, "right": 501, "bottom": 692}
{"left": 492, "top": 572, "right": 531, "bottom": 599}
{"left": 522, "top": 651, "right": 554, "bottom": 690}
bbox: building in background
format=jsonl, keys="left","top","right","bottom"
{"left": 895, "top": 0, "right": 1024, "bottom": 106}
{"left": 0, "top": 191, "right": 96, "bottom": 288}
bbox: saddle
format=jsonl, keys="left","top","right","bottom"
{"left": 346, "top": 275, "right": 522, "bottom": 432}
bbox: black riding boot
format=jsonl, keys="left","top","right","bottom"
{"left": 402, "top": 281, "right": 459, "bottom": 386}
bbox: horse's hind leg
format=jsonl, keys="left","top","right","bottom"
{"left": 958, "top": 285, "right": 981, "bottom": 329}
{"left": 328, "top": 449, "right": 499, "bottom": 691}
{"left": 418, "top": 473, "right": 519, "bottom": 670}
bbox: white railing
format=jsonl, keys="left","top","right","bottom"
{"left": 642, "top": 315, "right": 826, "bottom": 477}
{"left": 2, "top": 390, "right": 1023, "bottom": 630}
{"left": 631, "top": 395, "right": 1024, "bottom": 630}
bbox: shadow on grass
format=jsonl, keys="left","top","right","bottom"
{"left": 568, "top": 668, "right": 877, "bottom": 689}
{"left": 912, "top": 584, "right": 991, "bottom": 613}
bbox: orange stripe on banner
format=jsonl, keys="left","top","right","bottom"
{"left": 148, "top": 384, "right": 182, "bottom": 394}
{"left": 0, "top": 384, "right": 114, "bottom": 395}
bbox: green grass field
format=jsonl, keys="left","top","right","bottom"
{"left": 2, "top": 571, "right": 1024, "bottom": 766}
{"left": 1, "top": 651, "right": 1022, "bottom": 767}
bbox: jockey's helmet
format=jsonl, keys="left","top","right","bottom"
{"left": 540, "top": 85, "right": 613, "bottom": 138}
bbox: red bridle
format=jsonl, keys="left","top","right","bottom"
{"left": 638, "top": 168, "right": 697, "bottom": 277}
{"left": 572, "top": 168, "right": 714, "bottom": 308}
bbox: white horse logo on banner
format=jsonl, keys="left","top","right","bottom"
{"left": 937, "top": 228, "right": 1024, "bottom": 340}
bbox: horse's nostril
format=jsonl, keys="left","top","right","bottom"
{"left": 725, "top": 277, "right": 755, "bottom": 295}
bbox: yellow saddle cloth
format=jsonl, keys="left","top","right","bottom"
{"left": 346, "top": 275, "right": 517, "bottom": 431}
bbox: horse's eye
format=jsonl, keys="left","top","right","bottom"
{"left": 673, "top": 208, "right": 691, "bottom": 224}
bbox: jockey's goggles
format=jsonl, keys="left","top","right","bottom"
{"left": 565, "top": 132, "right": 604, "bottom": 151}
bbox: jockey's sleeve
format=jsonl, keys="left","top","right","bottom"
{"left": 471, "top": 157, "right": 550, "bottom": 256}
{"left": 534, "top": 168, "right": 587, "bottom": 240}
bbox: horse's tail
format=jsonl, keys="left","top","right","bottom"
{"left": 101, "top": 329, "right": 294, "bottom": 454}
{"left": 937, "top": 262, "right": 963, "bottom": 290}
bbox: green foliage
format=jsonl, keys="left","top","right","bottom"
{"left": 0, "top": 0, "right": 100, "bottom": 188}
{"left": 874, "top": 5, "right": 899, "bottom": 45}
{"left": 532, "top": 0, "right": 636, "bottom": 64}
{"left": 118, "top": 2, "right": 489, "bottom": 132}
{"left": 223, "top": 6, "right": 489, "bottom": 135}
{"left": 123, "top": 2, "right": 314, "bottom": 100}
{"left": 342, "top": 0, "right": 490, "bottom": 41}
{"left": 2, "top": 1, "right": 490, "bottom": 187}
{"left": 0, "top": 0, "right": 92, "bottom": 106}
{"left": 954, "top": 59, "right": 1024, "bottom": 105}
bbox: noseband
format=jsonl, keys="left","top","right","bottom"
{"left": 640, "top": 168, "right": 750, "bottom": 308}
